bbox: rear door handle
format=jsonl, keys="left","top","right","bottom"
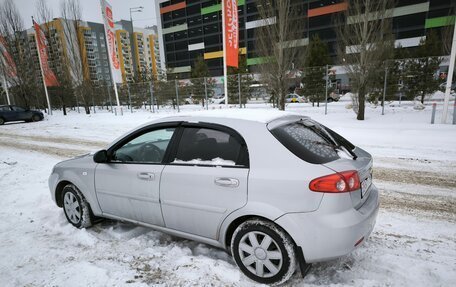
{"left": 137, "top": 172, "right": 155, "bottom": 181}
{"left": 214, "top": 177, "right": 239, "bottom": 187}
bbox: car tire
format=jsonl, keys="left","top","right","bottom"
{"left": 0, "top": 117, "right": 4, "bottom": 125}
{"left": 32, "top": 114, "right": 41, "bottom": 122}
{"left": 231, "top": 219, "right": 296, "bottom": 285}
{"left": 62, "top": 184, "right": 93, "bottom": 229}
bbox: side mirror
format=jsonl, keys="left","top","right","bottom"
{"left": 93, "top": 150, "right": 108, "bottom": 163}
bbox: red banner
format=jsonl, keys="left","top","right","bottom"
{"left": 101, "top": 0, "right": 120, "bottom": 71}
{"left": 0, "top": 36, "right": 17, "bottom": 78}
{"left": 224, "top": 0, "right": 239, "bottom": 68}
{"left": 33, "top": 20, "right": 59, "bottom": 87}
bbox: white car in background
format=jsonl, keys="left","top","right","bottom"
{"left": 285, "top": 93, "right": 306, "bottom": 103}
{"left": 211, "top": 95, "right": 226, "bottom": 104}
{"left": 49, "top": 110, "right": 379, "bottom": 285}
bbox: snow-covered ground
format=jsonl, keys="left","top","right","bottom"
{"left": 1, "top": 102, "right": 455, "bottom": 286}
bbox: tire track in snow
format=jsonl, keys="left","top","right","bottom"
{"left": 379, "top": 188, "right": 456, "bottom": 222}
{"left": 0, "top": 139, "right": 88, "bottom": 158}
{"left": 0, "top": 131, "right": 107, "bottom": 148}
{"left": 374, "top": 167, "right": 456, "bottom": 189}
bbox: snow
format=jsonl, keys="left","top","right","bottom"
{"left": 173, "top": 157, "right": 236, "bottom": 166}
{"left": 0, "top": 101, "right": 455, "bottom": 286}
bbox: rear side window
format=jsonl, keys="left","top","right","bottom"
{"left": 174, "top": 127, "right": 248, "bottom": 167}
{"left": 270, "top": 121, "right": 340, "bottom": 164}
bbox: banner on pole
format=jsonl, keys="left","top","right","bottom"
{"left": 33, "top": 20, "right": 59, "bottom": 87}
{"left": 0, "top": 36, "right": 17, "bottom": 79}
{"left": 224, "top": 0, "right": 239, "bottom": 68}
{"left": 100, "top": 0, "right": 122, "bottom": 83}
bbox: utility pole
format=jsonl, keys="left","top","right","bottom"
{"left": 442, "top": 18, "right": 456, "bottom": 123}
{"left": 382, "top": 66, "right": 388, "bottom": 116}
{"left": 222, "top": 0, "right": 228, "bottom": 108}
{"left": 2, "top": 76, "right": 10, "bottom": 105}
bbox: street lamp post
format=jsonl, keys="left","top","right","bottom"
{"left": 129, "top": 6, "right": 144, "bottom": 28}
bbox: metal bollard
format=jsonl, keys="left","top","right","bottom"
{"left": 127, "top": 85, "right": 132, "bottom": 113}
{"left": 453, "top": 102, "right": 456, "bottom": 125}
{"left": 431, "top": 103, "right": 436, "bottom": 124}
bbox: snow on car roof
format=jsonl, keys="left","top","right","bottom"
{"left": 162, "top": 109, "right": 302, "bottom": 124}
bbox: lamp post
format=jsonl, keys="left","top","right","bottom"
{"left": 129, "top": 6, "right": 144, "bottom": 28}
{"left": 129, "top": 6, "right": 143, "bottom": 87}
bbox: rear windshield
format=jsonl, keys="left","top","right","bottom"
{"left": 270, "top": 120, "right": 354, "bottom": 164}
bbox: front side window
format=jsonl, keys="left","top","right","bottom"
{"left": 112, "top": 128, "right": 175, "bottom": 163}
{"left": 174, "top": 127, "right": 247, "bottom": 167}
{"left": 12, "top": 106, "right": 25, "bottom": 112}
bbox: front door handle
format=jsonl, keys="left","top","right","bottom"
{"left": 214, "top": 177, "right": 239, "bottom": 187}
{"left": 137, "top": 172, "right": 155, "bottom": 181}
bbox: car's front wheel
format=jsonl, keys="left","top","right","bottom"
{"left": 0, "top": 117, "right": 4, "bottom": 125}
{"left": 31, "top": 114, "right": 41, "bottom": 122}
{"left": 62, "top": 184, "right": 93, "bottom": 228}
{"left": 231, "top": 219, "right": 296, "bottom": 285}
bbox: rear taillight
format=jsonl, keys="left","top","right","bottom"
{"left": 309, "top": 170, "right": 360, "bottom": 193}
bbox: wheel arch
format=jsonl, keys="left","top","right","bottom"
{"left": 223, "top": 214, "right": 297, "bottom": 252}
{"left": 54, "top": 180, "right": 77, "bottom": 207}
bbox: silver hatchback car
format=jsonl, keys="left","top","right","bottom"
{"left": 49, "top": 110, "right": 379, "bottom": 285}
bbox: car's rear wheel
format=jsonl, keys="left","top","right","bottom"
{"left": 231, "top": 219, "right": 296, "bottom": 285}
{"left": 0, "top": 117, "right": 4, "bottom": 125}
{"left": 62, "top": 184, "right": 93, "bottom": 228}
{"left": 32, "top": 114, "right": 41, "bottom": 122}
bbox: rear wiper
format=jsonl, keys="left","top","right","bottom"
{"left": 301, "top": 120, "right": 357, "bottom": 160}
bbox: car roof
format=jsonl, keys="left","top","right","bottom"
{"left": 158, "top": 109, "right": 303, "bottom": 124}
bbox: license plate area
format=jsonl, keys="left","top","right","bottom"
{"left": 361, "top": 174, "right": 372, "bottom": 198}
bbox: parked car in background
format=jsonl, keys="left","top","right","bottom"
{"left": 184, "top": 96, "right": 198, "bottom": 105}
{"left": 285, "top": 93, "right": 306, "bottom": 103}
{"left": 439, "top": 82, "right": 456, "bottom": 96}
{"left": 327, "top": 92, "right": 341, "bottom": 102}
{"left": 211, "top": 94, "right": 226, "bottom": 104}
{"left": 0, "top": 105, "right": 44, "bottom": 125}
{"left": 49, "top": 110, "right": 379, "bottom": 285}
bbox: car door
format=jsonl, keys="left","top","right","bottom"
{"left": 10, "top": 106, "right": 29, "bottom": 121}
{"left": 94, "top": 124, "right": 178, "bottom": 226}
{"left": 1, "top": 105, "right": 15, "bottom": 121}
{"left": 160, "top": 123, "right": 249, "bottom": 239}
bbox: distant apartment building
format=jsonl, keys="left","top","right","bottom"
{"left": 79, "top": 21, "right": 113, "bottom": 85}
{"left": 23, "top": 18, "right": 162, "bottom": 87}
{"left": 24, "top": 18, "right": 112, "bottom": 87}
{"left": 155, "top": 0, "right": 455, "bottom": 79}
{"left": 115, "top": 21, "right": 162, "bottom": 82}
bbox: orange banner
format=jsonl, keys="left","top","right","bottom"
{"left": 224, "top": 0, "right": 238, "bottom": 68}
{"left": 0, "top": 36, "right": 17, "bottom": 78}
{"left": 33, "top": 20, "right": 59, "bottom": 87}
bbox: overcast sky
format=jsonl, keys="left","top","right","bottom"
{"left": 1, "top": 0, "right": 158, "bottom": 28}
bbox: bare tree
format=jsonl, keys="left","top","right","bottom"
{"left": 254, "top": 0, "right": 306, "bottom": 110}
{"left": 60, "top": 0, "right": 92, "bottom": 114}
{"left": 336, "top": 0, "right": 394, "bottom": 120}
{"left": 0, "top": 0, "right": 43, "bottom": 108}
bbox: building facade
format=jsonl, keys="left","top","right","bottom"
{"left": 155, "top": 0, "right": 455, "bottom": 79}
{"left": 115, "top": 21, "right": 162, "bottom": 83}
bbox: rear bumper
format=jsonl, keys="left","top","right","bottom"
{"left": 275, "top": 184, "right": 379, "bottom": 262}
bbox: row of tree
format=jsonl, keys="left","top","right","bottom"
{"left": 250, "top": 0, "right": 454, "bottom": 120}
